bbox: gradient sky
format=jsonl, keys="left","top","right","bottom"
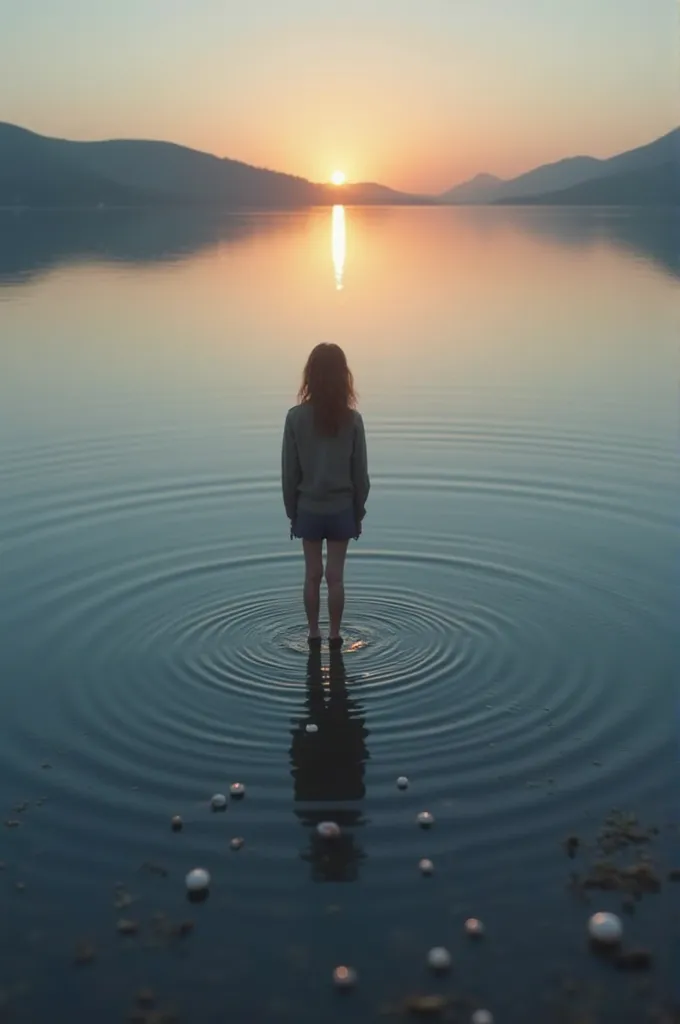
{"left": 2, "top": 0, "right": 678, "bottom": 192}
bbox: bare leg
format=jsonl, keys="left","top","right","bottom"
{"left": 325, "top": 540, "right": 349, "bottom": 639}
{"left": 302, "top": 540, "right": 323, "bottom": 639}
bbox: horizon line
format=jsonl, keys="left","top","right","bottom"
{"left": 2, "top": 117, "right": 678, "bottom": 196}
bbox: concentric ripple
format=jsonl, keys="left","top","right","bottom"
{"left": 0, "top": 213, "right": 677, "bottom": 1024}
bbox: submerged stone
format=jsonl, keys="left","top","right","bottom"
{"left": 588, "top": 911, "right": 622, "bottom": 945}
{"left": 332, "top": 965, "right": 357, "bottom": 988}
{"left": 185, "top": 868, "right": 210, "bottom": 892}
{"left": 426, "top": 947, "right": 451, "bottom": 972}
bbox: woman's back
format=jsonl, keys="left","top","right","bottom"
{"left": 282, "top": 403, "right": 368, "bottom": 516}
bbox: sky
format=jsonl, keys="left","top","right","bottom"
{"left": 1, "top": 0, "right": 678, "bottom": 193}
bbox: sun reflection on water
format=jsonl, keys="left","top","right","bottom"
{"left": 332, "top": 204, "right": 346, "bottom": 290}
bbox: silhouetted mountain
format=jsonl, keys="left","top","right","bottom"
{"left": 0, "top": 122, "right": 166, "bottom": 208}
{"left": 441, "top": 127, "right": 679, "bottom": 205}
{"left": 328, "top": 181, "right": 433, "bottom": 205}
{"left": 0, "top": 122, "right": 430, "bottom": 209}
{"left": 495, "top": 160, "right": 679, "bottom": 207}
{"left": 439, "top": 172, "right": 504, "bottom": 204}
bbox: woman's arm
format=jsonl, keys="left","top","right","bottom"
{"left": 351, "top": 413, "right": 370, "bottom": 519}
{"left": 281, "top": 411, "right": 301, "bottom": 521}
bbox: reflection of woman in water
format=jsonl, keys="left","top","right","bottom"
{"left": 281, "top": 343, "right": 370, "bottom": 649}
{"left": 290, "top": 648, "right": 369, "bottom": 881}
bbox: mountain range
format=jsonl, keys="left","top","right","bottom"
{"left": 443, "top": 126, "right": 679, "bottom": 206}
{"left": 0, "top": 121, "right": 677, "bottom": 209}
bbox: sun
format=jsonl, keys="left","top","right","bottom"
{"left": 331, "top": 170, "right": 346, "bottom": 186}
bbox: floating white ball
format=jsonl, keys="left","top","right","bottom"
{"left": 171, "top": 815, "right": 183, "bottom": 831}
{"left": 230, "top": 837, "right": 244, "bottom": 851}
{"left": 332, "top": 965, "right": 357, "bottom": 988}
{"left": 317, "top": 821, "right": 341, "bottom": 839}
{"left": 427, "top": 947, "right": 451, "bottom": 971}
{"left": 185, "top": 868, "right": 210, "bottom": 892}
{"left": 419, "top": 858, "right": 434, "bottom": 876}
{"left": 417, "top": 811, "right": 435, "bottom": 828}
{"left": 396, "top": 776, "right": 409, "bottom": 790}
{"left": 229, "top": 783, "right": 245, "bottom": 799}
{"left": 211, "top": 793, "right": 227, "bottom": 810}
{"left": 464, "top": 917, "right": 485, "bottom": 938}
{"left": 471, "top": 1011, "right": 494, "bottom": 1024}
{"left": 305, "top": 724, "right": 319, "bottom": 734}
{"left": 588, "top": 911, "right": 622, "bottom": 945}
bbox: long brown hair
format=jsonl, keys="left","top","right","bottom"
{"left": 298, "top": 343, "right": 357, "bottom": 436}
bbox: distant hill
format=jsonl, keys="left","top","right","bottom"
{"left": 439, "top": 172, "right": 505, "bottom": 204}
{"left": 0, "top": 122, "right": 165, "bottom": 208}
{"left": 0, "top": 122, "right": 430, "bottom": 209}
{"left": 441, "top": 127, "right": 679, "bottom": 205}
{"left": 495, "top": 160, "right": 680, "bottom": 207}
{"left": 327, "top": 181, "right": 433, "bottom": 205}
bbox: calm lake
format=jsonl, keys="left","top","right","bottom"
{"left": 0, "top": 206, "right": 677, "bottom": 1022}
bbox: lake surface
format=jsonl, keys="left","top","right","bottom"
{"left": 0, "top": 206, "right": 677, "bottom": 1022}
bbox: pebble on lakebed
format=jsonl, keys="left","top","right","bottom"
{"left": 317, "top": 821, "right": 341, "bottom": 839}
{"left": 332, "top": 965, "right": 357, "bottom": 988}
{"left": 117, "top": 919, "right": 140, "bottom": 936}
{"left": 427, "top": 947, "right": 451, "bottom": 972}
{"left": 588, "top": 911, "right": 622, "bottom": 945}
{"left": 185, "top": 868, "right": 210, "bottom": 893}
{"left": 614, "top": 948, "right": 653, "bottom": 971}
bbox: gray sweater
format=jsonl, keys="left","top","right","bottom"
{"left": 281, "top": 403, "right": 370, "bottom": 519}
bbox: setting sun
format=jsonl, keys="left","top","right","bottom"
{"left": 331, "top": 170, "right": 346, "bottom": 186}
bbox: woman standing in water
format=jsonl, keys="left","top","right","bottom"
{"left": 281, "top": 343, "right": 370, "bottom": 649}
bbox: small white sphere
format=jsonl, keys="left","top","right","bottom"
{"left": 417, "top": 811, "right": 435, "bottom": 828}
{"left": 464, "top": 917, "right": 485, "bottom": 938}
{"left": 419, "top": 858, "right": 434, "bottom": 876}
{"left": 588, "top": 911, "right": 622, "bottom": 945}
{"left": 211, "top": 793, "right": 227, "bottom": 810}
{"left": 471, "top": 1011, "right": 494, "bottom": 1024}
{"left": 396, "top": 776, "right": 409, "bottom": 790}
{"left": 332, "top": 965, "right": 357, "bottom": 988}
{"left": 230, "top": 837, "right": 244, "bottom": 851}
{"left": 185, "top": 868, "right": 210, "bottom": 892}
{"left": 427, "top": 947, "right": 451, "bottom": 971}
{"left": 305, "top": 724, "right": 319, "bottom": 734}
{"left": 229, "top": 782, "right": 245, "bottom": 798}
{"left": 316, "top": 821, "right": 341, "bottom": 839}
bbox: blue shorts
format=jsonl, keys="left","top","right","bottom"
{"left": 293, "top": 505, "right": 358, "bottom": 541}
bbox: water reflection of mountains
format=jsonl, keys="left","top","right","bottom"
{"left": 0, "top": 206, "right": 677, "bottom": 283}
{"left": 489, "top": 207, "right": 679, "bottom": 279}
{"left": 0, "top": 208, "right": 299, "bottom": 283}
